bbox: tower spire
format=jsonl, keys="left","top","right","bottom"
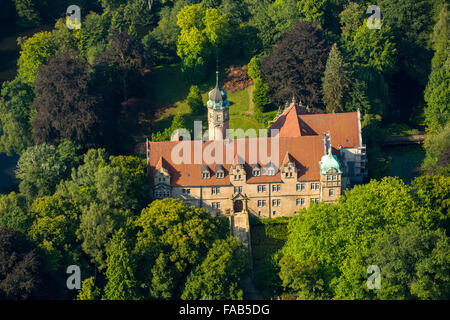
{"left": 216, "top": 58, "right": 219, "bottom": 88}
{"left": 216, "top": 70, "right": 219, "bottom": 88}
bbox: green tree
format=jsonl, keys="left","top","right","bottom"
{"left": 76, "top": 202, "right": 117, "bottom": 270}
{"left": 56, "top": 149, "right": 142, "bottom": 270}
{"left": 0, "top": 192, "right": 31, "bottom": 235}
{"left": 77, "top": 277, "right": 102, "bottom": 300}
{"left": 280, "top": 177, "right": 446, "bottom": 299}
{"left": 343, "top": 20, "right": 396, "bottom": 75}
{"left": 411, "top": 174, "right": 450, "bottom": 233}
{"left": 424, "top": 59, "right": 450, "bottom": 133}
{"left": 252, "top": 77, "right": 271, "bottom": 113}
{"left": 422, "top": 123, "right": 450, "bottom": 173}
{"left": 28, "top": 195, "right": 83, "bottom": 274}
{"left": 247, "top": 56, "right": 262, "bottom": 81}
{"left": 431, "top": 3, "right": 449, "bottom": 69}
{"left": 298, "top": 0, "right": 327, "bottom": 25}
{"left": 369, "top": 223, "right": 449, "bottom": 300}
{"left": 151, "top": 113, "right": 186, "bottom": 142}
{"left": 17, "top": 31, "right": 58, "bottom": 85}
{"left": 176, "top": 4, "right": 231, "bottom": 82}
{"left": 182, "top": 237, "right": 248, "bottom": 300}
{"left": 134, "top": 198, "right": 229, "bottom": 299}
{"left": 110, "top": 155, "right": 150, "bottom": 211}
{"left": 322, "top": 43, "right": 350, "bottom": 113}
{"left": 187, "top": 85, "right": 204, "bottom": 115}
{"left": 279, "top": 255, "right": 327, "bottom": 300}
{"left": 377, "top": 0, "right": 435, "bottom": 82}
{"left": 249, "top": 0, "right": 302, "bottom": 51}
{"left": 104, "top": 229, "right": 139, "bottom": 300}
{"left": 16, "top": 142, "right": 80, "bottom": 203}
{"left": 12, "top": 0, "right": 42, "bottom": 27}
{"left": 142, "top": 0, "right": 191, "bottom": 65}
{"left": 0, "top": 78, "right": 34, "bottom": 155}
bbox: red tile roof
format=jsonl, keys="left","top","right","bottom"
{"left": 148, "top": 136, "right": 325, "bottom": 187}
{"left": 270, "top": 104, "right": 361, "bottom": 148}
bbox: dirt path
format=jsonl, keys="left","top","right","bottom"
{"left": 246, "top": 85, "right": 254, "bottom": 114}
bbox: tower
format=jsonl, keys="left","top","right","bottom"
{"left": 207, "top": 71, "right": 230, "bottom": 140}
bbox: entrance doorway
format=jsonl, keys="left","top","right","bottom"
{"left": 233, "top": 200, "right": 243, "bottom": 213}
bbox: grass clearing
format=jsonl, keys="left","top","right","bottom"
{"left": 149, "top": 65, "right": 267, "bottom": 136}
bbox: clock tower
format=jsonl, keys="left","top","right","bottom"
{"left": 207, "top": 71, "right": 230, "bottom": 141}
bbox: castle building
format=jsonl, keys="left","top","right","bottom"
{"left": 146, "top": 79, "right": 367, "bottom": 218}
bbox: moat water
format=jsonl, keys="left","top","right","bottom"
{"left": 385, "top": 144, "right": 426, "bottom": 184}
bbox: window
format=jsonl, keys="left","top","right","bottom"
{"left": 155, "top": 190, "right": 161, "bottom": 198}
{"left": 182, "top": 188, "right": 191, "bottom": 195}
{"left": 296, "top": 184, "right": 305, "bottom": 191}
{"left": 327, "top": 175, "right": 332, "bottom": 181}
{"left": 257, "top": 185, "right": 266, "bottom": 193}
{"left": 253, "top": 169, "right": 260, "bottom": 176}
{"left": 234, "top": 174, "right": 242, "bottom": 181}
{"left": 202, "top": 172, "right": 210, "bottom": 179}
{"left": 332, "top": 175, "right": 337, "bottom": 181}
{"left": 257, "top": 200, "right": 267, "bottom": 207}
{"left": 311, "top": 198, "right": 319, "bottom": 204}
{"left": 258, "top": 211, "right": 262, "bottom": 217}
{"left": 296, "top": 198, "right": 305, "bottom": 206}
{"left": 311, "top": 183, "right": 320, "bottom": 190}
{"left": 210, "top": 113, "right": 213, "bottom": 119}
{"left": 217, "top": 114, "right": 222, "bottom": 121}
{"left": 234, "top": 186, "right": 242, "bottom": 194}
{"left": 216, "top": 171, "right": 224, "bottom": 179}
{"left": 272, "top": 211, "right": 276, "bottom": 216}
{"left": 272, "top": 184, "right": 281, "bottom": 192}
{"left": 211, "top": 187, "right": 220, "bottom": 195}
{"left": 329, "top": 189, "right": 334, "bottom": 197}
{"left": 267, "top": 168, "right": 275, "bottom": 176}
{"left": 272, "top": 199, "right": 281, "bottom": 207}
{"left": 212, "top": 202, "right": 221, "bottom": 209}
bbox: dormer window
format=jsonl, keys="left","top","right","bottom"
{"left": 265, "top": 162, "right": 277, "bottom": 176}
{"left": 215, "top": 164, "right": 225, "bottom": 179}
{"left": 252, "top": 164, "right": 261, "bottom": 177}
{"left": 201, "top": 165, "right": 210, "bottom": 179}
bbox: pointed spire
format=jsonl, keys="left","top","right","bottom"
{"left": 215, "top": 58, "right": 219, "bottom": 88}
{"left": 292, "top": 95, "right": 296, "bottom": 105}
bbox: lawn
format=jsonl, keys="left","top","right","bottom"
{"left": 148, "top": 64, "right": 270, "bottom": 137}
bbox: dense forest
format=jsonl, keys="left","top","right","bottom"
{"left": 0, "top": 0, "right": 448, "bottom": 300}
